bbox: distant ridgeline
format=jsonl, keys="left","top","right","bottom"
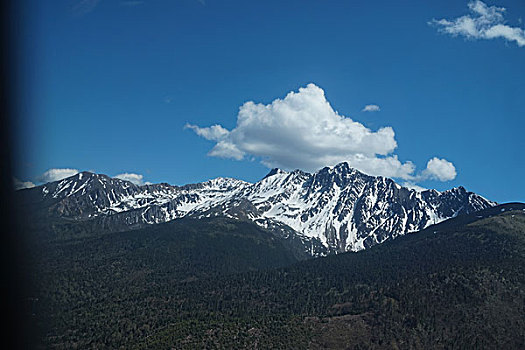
{"left": 16, "top": 162, "right": 495, "bottom": 256}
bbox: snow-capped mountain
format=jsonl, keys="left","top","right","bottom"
{"left": 17, "top": 162, "right": 496, "bottom": 254}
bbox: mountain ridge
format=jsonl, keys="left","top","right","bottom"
{"left": 17, "top": 163, "right": 496, "bottom": 254}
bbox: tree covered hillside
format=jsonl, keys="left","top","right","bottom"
{"left": 24, "top": 204, "right": 525, "bottom": 349}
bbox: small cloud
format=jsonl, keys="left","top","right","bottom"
{"left": 13, "top": 178, "right": 35, "bottom": 190}
{"left": 114, "top": 173, "right": 145, "bottom": 185}
{"left": 402, "top": 182, "right": 427, "bottom": 192}
{"left": 420, "top": 157, "right": 457, "bottom": 181}
{"left": 430, "top": 1, "right": 525, "bottom": 47}
{"left": 362, "top": 104, "right": 381, "bottom": 112}
{"left": 38, "top": 168, "right": 79, "bottom": 183}
{"left": 184, "top": 123, "right": 230, "bottom": 142}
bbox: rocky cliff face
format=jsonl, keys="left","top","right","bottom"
{"left": 17, "top": 163, "right": 496, "bottom": 254}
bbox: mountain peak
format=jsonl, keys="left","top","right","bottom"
{"left": 19, "top": 166, "right": 497, "bottom": 254}
{"left": 66, "top": 171, "right": 114, "bottom": 184}
{"left": 262, "top": 168, "right": 288, "bottom": 179}
{"left": 333, "top": 161, "right": 351, "bottom": 171}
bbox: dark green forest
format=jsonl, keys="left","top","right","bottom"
{"left": 21, "top": 204, "right": 525, "bottom": 349}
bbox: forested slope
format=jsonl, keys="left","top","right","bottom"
{"left": 24, "top": 204, "right": 525, "bottom": 349}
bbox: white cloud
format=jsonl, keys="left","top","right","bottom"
{"left": 430, "top": 1, "right": 525, "bottom": 47}
{"left": 420, "top": 157, "right": 457, "bottom": 182}
{"left": 13, "top": 178, "right": 35, "bottom": 190}
{"left": 402, "top": 182, "right": 427, "bottom": 192}
{"left": 114, "top": 173, "right": 145, "bottom": 185}
{"left": 362, "top": 104, "right": 381, "bottom": 112}
{"left": 184, "top": 124, "right": 230, "bottom": 141}
{"left": 188, "top": 83, "right": 456, "bottom": 183}
{"left": 38, "top": 168, "right": 79, "bottom": 183}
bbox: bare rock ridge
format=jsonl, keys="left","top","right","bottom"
{"left": 17, "top": 163, "right": 496, "bottom": 255}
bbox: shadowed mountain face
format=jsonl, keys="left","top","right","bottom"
{"left": 16, "top": 162, "right": 495, "bottom": 254}
{"left": 24, "top": 203, "right": 525, "bottom": 349}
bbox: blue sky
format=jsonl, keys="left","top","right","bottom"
{"left": 12, "top": 0, "right": 525, "bottom": 203}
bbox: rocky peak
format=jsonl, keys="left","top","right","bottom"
{"left": 17, "top": 162, "right": 497, "bottom": 254}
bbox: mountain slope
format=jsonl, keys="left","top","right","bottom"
{"left": 16, "top": 163, "right": 495, "bottom": 253}
{"left": 237, "top": 162, "right": 494, "bottom": 251}
{"left": 25, "top": 216, "right": 305, "bottom": 348}
{"left": 26, "top": 203, "right": 525, "bottom": 349}
{"left": 137, "top": 203, "right": 525, "bottom": 349}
